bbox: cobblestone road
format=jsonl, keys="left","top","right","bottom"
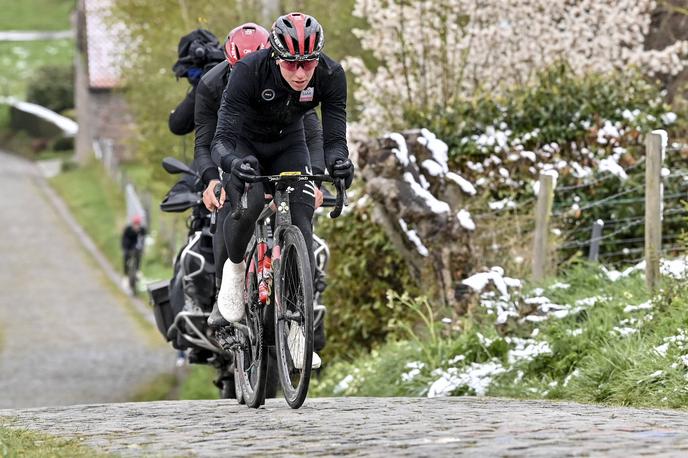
{"left": 2, "top": 397, "right": 688, "bottom": 456}
{"left": 0, "top": 151, "right": 172, "bottom": 408}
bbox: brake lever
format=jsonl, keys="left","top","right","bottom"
{"left": 231, "top": 182, "right": 250, "bottom": 220}
{"left": 210, "top": 182, "right": 223, "bottom": 234}
{"left": 329, "top": 178, "right": 347, "bottom": 218}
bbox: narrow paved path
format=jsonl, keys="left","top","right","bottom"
{"left": 2, "top": 397, "right": 688, "bottom": 456}
{"left": 0, "top": 151, "right": 172, "bottom": 408}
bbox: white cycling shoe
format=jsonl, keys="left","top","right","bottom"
{"left": 217, "top": 259, "right": 246, "bottom": 322}
{"left": 287, "top": 324, "right": 321, "bottom": 370}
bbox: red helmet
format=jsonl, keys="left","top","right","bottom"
{"left": 131, "top": 214, "right": 143, "bottom": 225}
{"left": 224, "top": 23, "right": 270, "bottom": 65}
{"left": 269, "top": 12, "right": 324, "bottom": 61}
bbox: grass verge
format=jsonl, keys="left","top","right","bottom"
{"left": 312, "top": 262, "right": 688, "bottom": 409}
{"left": 178, "top": 366, "right": 220, "bottom": 400}
{"left": 0, "top": 40, "right": 73, "bottom": 99}
{"left": 0, "top": 425, "right": 112, "bottom": 457}
{"left": 130, "top": 366, "right": 219, "bottom": 402}
{"left": 130, "top": 373, "right": 178, "bottom": 402}
{"left": 50, "top": 161, "right": 127, "bottom": 268}
{"left": 0, "top": 0, "right": 74, "bottom": 31}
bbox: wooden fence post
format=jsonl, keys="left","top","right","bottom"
{"left": 645, "top": 130, "right": 665, "bottom": 290}
{"left": 532, "top": 173, "right": 555, "bottom": 281}
{"left": 588, "top": 219, "right": 604, "bottom": 262}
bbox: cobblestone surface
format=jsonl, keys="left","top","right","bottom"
{"left": 2, "top": 397, "right": 688, "bottom": 456}
{"left": 0, "top": 151, "right": 173, "bottom": 408}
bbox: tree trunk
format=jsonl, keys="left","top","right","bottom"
{"left": 357, "top": 130, "right": 476, "bottom": 312}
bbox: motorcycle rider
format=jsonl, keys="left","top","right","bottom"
{"left": 169, "top": 28, "right": 225, "bottom": 135}
{"left": 209, "top": 13, "right": 355, "bottom": 369}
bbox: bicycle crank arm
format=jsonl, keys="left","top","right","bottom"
{"left": 277, "top": 311, "right": 304, "bottom": 323}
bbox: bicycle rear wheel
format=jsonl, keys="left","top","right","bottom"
{"left": 126, "top": 255, "right": 138, "bottom": 294}
{"left": 233, "top": 247, "right": 267, "bottom": 408}
{"left": 274, "top": 225, "right": 314, "bottom": 409}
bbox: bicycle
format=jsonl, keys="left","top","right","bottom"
{"left": 220, "top": 171, "right": 345, "bottom": 409}
{"left": 124, "top": 249, "right": 141, "bottom": 295}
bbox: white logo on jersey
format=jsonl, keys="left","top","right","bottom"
{"left": 299, "top": 87, "right": 314, "bottom": 102}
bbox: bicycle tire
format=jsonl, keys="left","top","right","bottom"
{"left": 233, "top": 246, "right": 267, "bottom": 408}
{"left": 127, "top": 255, "right": 138, "bottom": 294}
{"left": 274, "top": 225, "right": 314, "bottom": 409}
{"left": 232, "top": 362, "right": 245, "bottom": 405}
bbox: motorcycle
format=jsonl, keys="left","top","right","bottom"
{"left": 148, "top": 157, "right": 330, "bottom": 399}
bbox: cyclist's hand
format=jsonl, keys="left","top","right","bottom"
{"left": 226, "top": 155, "right": 260, "bottom": 214}
{"left": 314, "top": 186, "right": 323, "bottom": 209}
{"left": 203, "top": 180, "right": 224, "bottom": 211}
{"left": 228, "top": 156, "right": 260, "bottom": 189}
{"left": 327, "top": 158, "right": 354, "bottom": 189}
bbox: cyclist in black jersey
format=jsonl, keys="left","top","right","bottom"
{"left": 194, "top": 23, "right": 325, "bottom": 212}
{"left": 209, "top": 13, "right": 354, "bottom": 368}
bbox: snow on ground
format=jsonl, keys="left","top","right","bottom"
{"left": 427, "top": 360, "right": 506, "bottom": 397}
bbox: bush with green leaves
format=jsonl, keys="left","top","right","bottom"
{"left": 313, "top": 262, "right": 688, "bottom": 409}
{"left": 402, "top": 63, "right": 686, "bottom": 265}
{"left": 315, "top": 201, "right": 419, "bottom": 361}
{"left": 26, "top": 64, "right": 74, "bottom": 113}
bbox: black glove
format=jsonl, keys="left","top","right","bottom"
{"left": 224, "top": 156, "right": 260, "bottom": 210}
{"left": 327, "top": 158, "right": 354, "bottom": 189}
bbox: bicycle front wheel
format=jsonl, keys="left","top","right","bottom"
{"left": 234, "top": 247, "right": 267, "bottom": 408}
{"left": 274, "top": 225, "right": 314, "bottom": 409}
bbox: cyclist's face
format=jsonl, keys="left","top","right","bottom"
{"left": 277, "top": 59, "right": 317, "bottom": 91}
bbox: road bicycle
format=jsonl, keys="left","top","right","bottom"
{"left": 216, "top": 171, "right": 346, "bottom": 409}
{"left": 125, "top": 249, "right": 141, "bottom": 295}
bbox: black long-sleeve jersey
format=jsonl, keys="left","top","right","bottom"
{"left": 195, "top": 58, "right": 327, "bottom": 185}
{"left": 168, "top": 86, "right": 196, "bottom": 135}
{"left": 210, "top": 48, "right": 347, "bottom": 174}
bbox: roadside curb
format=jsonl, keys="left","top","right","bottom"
{"left": 32, "top": 166, "right": 157, "bottom": 328}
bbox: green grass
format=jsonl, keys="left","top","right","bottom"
{"left": 0, "top": 40, "right": 73, "bottom": 99}
{"left": 0, "top": 425, "right": 112, "bottom": 457}
{"left": 0, "top": 0, "right": 74, "bottom": 31}
{"left": 312, "top": 263, "right": 688, "bottom": 409}
{"left": 50, "top": 162, "right": 127, "bottom": 269}
{"left": 50, "top": 162, "right": 174, "bottom": 289}
{"left": 179, "top": 366, "right": 220, "bottom": 400}
{"left": 130, "top": 373, "right": 178, "bottom": 402}
{"left": 132, "top": 365, "right": 220, "bottom": 402}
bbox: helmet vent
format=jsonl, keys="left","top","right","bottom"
{"left": 284, "top": 19, "right": 293, "bottom": 29}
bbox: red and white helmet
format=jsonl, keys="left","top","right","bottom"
{"left": 224, "top": 23, "right": 270, "bottom": 66}
{"left": 269, "top": 12, "right": 324, "bottom": 61}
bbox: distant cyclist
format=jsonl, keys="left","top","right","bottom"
{"left": 121, "top": 214, "right": 146, "bottom": 292}
{"left": 209, "top": 12, "right": 355, "bottom": 368}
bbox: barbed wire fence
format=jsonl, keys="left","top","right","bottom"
{"left": 533, "top": 133, "right": 688, "bottom": 287}
{"left": 467, "top": 134, "right": 688, "bottom": 285}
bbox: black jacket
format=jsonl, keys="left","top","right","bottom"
{"left": 210, "top": 49, "right": 346, "bottom": 175}
{"left": 122, "top": 226, "right": 146, "bottom": 251}
{"left": 168, "top": 86, "right": 197, "bottom": 135}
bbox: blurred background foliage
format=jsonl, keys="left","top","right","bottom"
{"left": 112, "top": 0, "right": 362, "bottom": 185}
